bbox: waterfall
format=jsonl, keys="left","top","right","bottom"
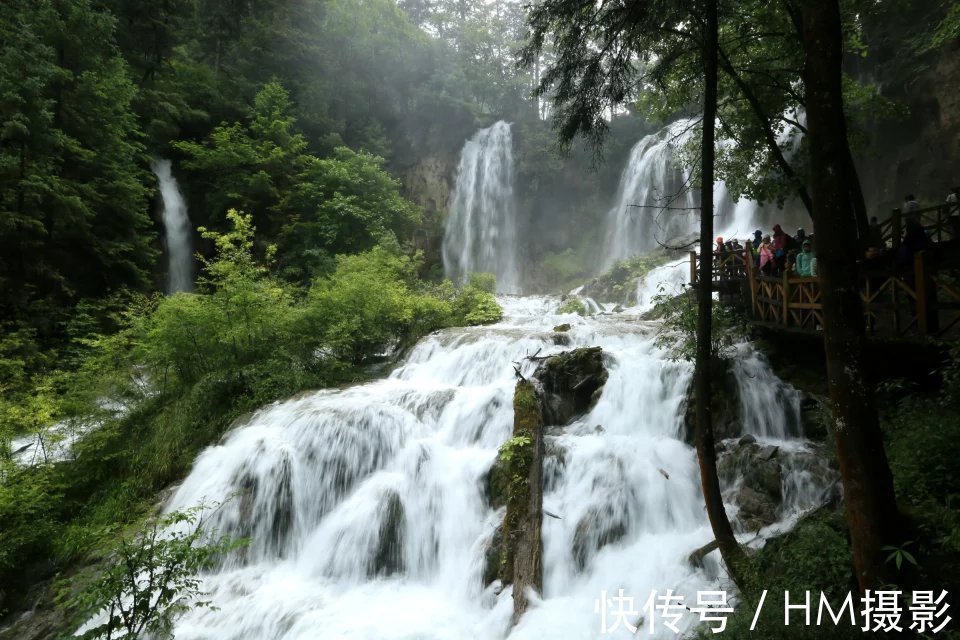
{"left": 152, "top": 159, "right": 194, "bottom": 293}
{"left": 443, "top": 122, "right": 520, "bottom": 294}
{"left": 160, "top": 292, "right": 834, "bottom": 639}
{"left": 602, "top": 118, "right": 804, "bottom": 267}
{"left": 602, "top": 120, "right": 699, "bottom": 269}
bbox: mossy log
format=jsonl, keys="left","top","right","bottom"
{"left": 496, "top": 379, "right": 545, "bottom": 625}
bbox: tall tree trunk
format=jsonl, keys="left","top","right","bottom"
{"left": 695, "top": 0, "right": 748, "bottom": 589}
{"left": 801, "top": 0, "right": 902, "bottom": 592}
{"left": 845, "top": 145, "right": 870, "bottom": 246}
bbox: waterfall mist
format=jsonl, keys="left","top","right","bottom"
{"left": 152, "top": 159, "right": 194, "bottom": 293}
{"left": 443, "top": 121, "right": 520, "bottom": 294}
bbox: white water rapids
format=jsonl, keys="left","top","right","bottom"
{"left": 164, "top": 288, "right": 833, "bottom": 639}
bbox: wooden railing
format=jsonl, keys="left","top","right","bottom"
{"left": 740, "top": 251, "right": 960, "bottom": 337}
{"left": 881, "top": 203, "right": 959, "bottom": 249}
{"left": 689, "top": 250, "right": 748, "bottom": 285}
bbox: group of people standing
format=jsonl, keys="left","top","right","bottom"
{"left": 716, "top": 224, "right": 816, "bottom": 277}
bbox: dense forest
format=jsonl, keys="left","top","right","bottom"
{"left": 2, "top": 0, "right": 960, "bottom": 638}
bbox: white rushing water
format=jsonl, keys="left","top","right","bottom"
{"left": 602, "top": 118, "right": 805, "bottom": 268}
{"left": 443, "top": 122, "right": 521, "bottom": 294}
{"left": 163, "top": 286, "right": 832, "bottom": 639}
{"left": 152, "top": 159, "right": 194, "bottom": 293}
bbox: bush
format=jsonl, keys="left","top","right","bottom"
{"left": 558, "top": 298, "right": 588, "bottom": 316}
{"left": 651, "top": 287, "right": 744, "bottom": 362}
{"left": 62, "top": 506, "right": 241, "bottom": 640}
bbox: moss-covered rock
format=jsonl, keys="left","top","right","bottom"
{"left": 553, "top": 323, "right": 571, "bottom": 332}
{"left": 534, "top": 347, "right": 608, "bottom": 426}
{"left": 557, "top": 298, "right": 588, "bottom": 316}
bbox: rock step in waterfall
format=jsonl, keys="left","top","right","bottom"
{"left": 163, "top": 284, "right": 836, "bottom": 639}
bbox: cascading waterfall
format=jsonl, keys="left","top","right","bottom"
{"left": 443, "top": 122, "right": 521, "bottom": 294}
{"left": 152, "top": 159, "right": 194, "bottom": 293}
{"left": 602, "top": 120, "right": 699, "bottom": 269}
{"left": 162, "top": 283, "right": 833, "bottom": 639}
{"left": 602, "top": 118, "right": 804, "bottom": 267}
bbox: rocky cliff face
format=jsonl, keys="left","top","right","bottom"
{"left": 858, "top": 39, "right": 960, "bottom": 212}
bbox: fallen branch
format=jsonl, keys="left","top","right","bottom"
{"left": 687, "top": 539, "right": 719, "bottom": 568}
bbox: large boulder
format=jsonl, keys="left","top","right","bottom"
{"left": 534, "top": 347, "right": 609, "bottom": 426}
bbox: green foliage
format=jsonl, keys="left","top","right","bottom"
{"left": 62, "top": 506, "right": 241, "bottom": 640}
{"left": 558, "top": 298, "right": 588, "bottom": 316}
{"left": 651, "top": 288, "right": 744, "bottom": 362}
{"left": 278, "top": 147, "right": 422, "bottom": 282}
{"left": 452, "top": 273, "right": 503, "bottom": 325}
{"left": 497, "top": 435, "right": 532, "bottom": 465}
{"left": 0, "top": 0, "right": 155, "bottom": 340}
{"left": 884, "top": 352, "right": 960, "bottom": 554}
{"left": 881, "top": 541, "right": 918, "bottom": 571}
{"left": 0, "top": 210, "right": 501, "bottom": 615}
{"left": 586, "top": 252, "right": 675, "bottom": 304}
{"left": 698, "top": 509, "right": 860, "bottom": 640}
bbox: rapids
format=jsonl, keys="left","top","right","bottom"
{"left": 164, "top": 293, "right": 832, "bottom": 639}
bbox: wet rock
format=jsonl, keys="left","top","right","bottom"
{"left": 736, "top": 486, "right": 779, "bottom": 531}
{"left": 484, "top": 456, "right": 509, "bottom": 510}
{"left": 482, "top": 526, "right": 504, "bottom": 587}
{"left": 682, "top": 358, "right": 741, "bottom": 445}
{"left": 552, "top": 332, "right": 572, "bottom": 346}
{"left": 571, "top": 503, "right": 628, "bottom": 571}
{"left": 553, "top": 323, "right": 572, "bottom": 332}
{"left": 718, "top": 442, "right": 783, "bottom": 502}
{"left": 534, "top": 347, "right": 609, "bottom": 426}
{"left": 799, "top": 393, "right": 831, "bottom": 441}
{"left": 371, "top": 490, "right": 405, "bottom": 576}
{"left": 738, "top": 434, "right": 757, "bottom": 446}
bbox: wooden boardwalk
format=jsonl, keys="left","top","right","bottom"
{"left": 688, "top": 203, "right": 960, "bottom": 338}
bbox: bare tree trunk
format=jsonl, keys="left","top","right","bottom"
{"left": 801, "top": 0, "right": 902, "bottom": 592}
{"left": 695, "top": 0, "right": 748, "bottom": 589}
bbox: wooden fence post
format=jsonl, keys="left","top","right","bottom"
{"left": 782, "top": 271, "right": 791, "bottom": 326}
{"left": 744, "top": 251, "right": 756, "bottom": 319}
{"left": 914, "top": 251, "right": 938, "bottom": 335}
{"left": 891, "top": 208, "right": 902, "bottom": 251}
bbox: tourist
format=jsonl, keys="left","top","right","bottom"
{"left": 794, "top": 227, "right": 807, "bottom": 246}
{"left": 715, "top": 236, "right": 727, "bottom": 255}
{"left": 794, "top": 240, "right": 815, "bottom": 276}
{"left": 752, "top": 229, "right": 762, "bottom": 250}
{"left": 772, "top": 224, "right": 789, "bottom": 272}
{"left": 904, "top": 194, "right": 921, "bottom": 223}
{"left": 759, "top": 236, "right": 775, "bottom": 276}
